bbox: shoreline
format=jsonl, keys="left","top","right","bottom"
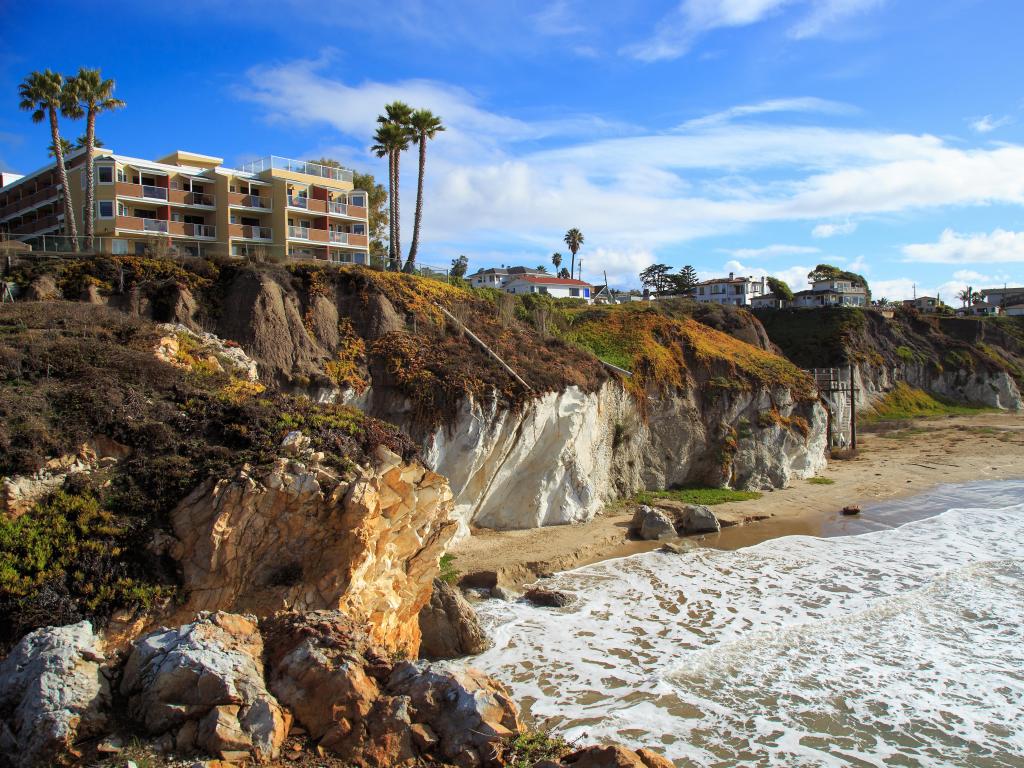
{"left": 450, "top": 411, "right": 1024, "bottom": 588}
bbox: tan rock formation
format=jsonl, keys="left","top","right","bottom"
{"left": 170, "top": 446, "right": 456, "bottom": 654}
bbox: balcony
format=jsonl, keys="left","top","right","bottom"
{"left": 228, "top": 192, "right": 271, "bottom": 210}
{"left": 144, "top": 219, "right": 168, "bottom": 233}
{"left": 287, "top": 194, "right": 309, "bottom": 209}
{"left": 0, "top": 186, "right": 61, "bottom": 221}
{"left": 168, "top": 222, "right": 216, "bottom": 239}
{"left": 9, "top": 214, "right": 60, "bottom": 235}
{"left": 240, "top": 156, "right": 353, "bottom": 183}
{"left": 229, "top": 224, "right": 272, "bottom": 240}
{"left": 168, "top": 189, "right": 215, "bottom": 207}
{"left": 116, "top": 182, "right": 168, "bottom": 201}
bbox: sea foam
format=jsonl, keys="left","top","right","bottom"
{"left": 468, "top": 481, "right": 1024, "bottom": 767}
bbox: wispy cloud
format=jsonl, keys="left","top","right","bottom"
{"left": 622, "top": 0, "right": 885, "bottom": 62}
{"left": 531, "top": 0, "right": 586, "bottom": 36}
{"left": 722, "top": 244, "right": 821, "bottom": 258}
{"left": 970, "top": 114, "right": 1012, "bottom": 134}
{"left": 681, "top": 97, "right": 856, "bottom": 129}
{"left": 903, "top": 228, "right": 1024, "bottom": 264}
{"left": 812, "top": 220, "right": 857, "bottom": 237}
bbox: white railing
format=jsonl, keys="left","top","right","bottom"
{"left": 143, "top": 219, "right": 168, "bottom": 233}
{"left": 186, "top": 192, "right": 215, "bottom": 207}
{"left": 240, "top": 156, "right": 354, "bottom": 183}
{"left": 327, "top": 201, "right": 348, "bottom": 215}
{"left": 288, "top": 225, "right": 310, "bottom": 240}
{"left": 287, "top": 194, "right": 308, "bottom": 209}
{"left": 329, "top": 231, "right": 348, "bottom": 243}
{"left": 241, "top": 225, "right": 272, "bottom": 240}
{"left": 142, "top": 185, "right": 168, "bottom": 201}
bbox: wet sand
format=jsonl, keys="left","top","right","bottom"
{"left": 450, "top": 411, "right": 1024, "bottom": 587}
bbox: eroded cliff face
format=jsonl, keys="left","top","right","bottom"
{"left": 427, "top": 380, "right": 827, "bottom": 534}
{"left": 170, "top": 446, "right": 457, "bottom": 655}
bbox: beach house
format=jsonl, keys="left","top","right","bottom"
{"left": 690, "top": 273, "right": 767, "bottom": 306}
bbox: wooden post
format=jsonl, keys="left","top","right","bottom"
{"left": 849, "top": 363, "right": 857, "bottom": 450}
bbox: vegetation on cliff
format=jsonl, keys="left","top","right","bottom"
{"left": 861, "top": 381, "right": 992, "bottom": 423}
{"left": 0, "top": 302, "right": 413, "bottom": 646}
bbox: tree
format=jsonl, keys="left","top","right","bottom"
{"left": 766, "top": 276, "right": 794, "bottom": 302}
{"left": 558, "top": 267, "right": 570, "bottom": 279}
{"left": 48, "top": 137, "right": 72, "bottom": 159}
{"left": 677, "top": 265, "right": 698, "bottom": 292}
{"left": 639, "top": 263, "right": 672, "bottom": 295}
{"left": 563, "top": 228, "right": 584, "bottom": 278}
{"left": 373, "top": 102, "right": 413, "bottom": 270}
{"left": 535, "top": 265, "right": 548, "bottom": 273}
{"left": 404, "top": 109, "right": 444, "bottom": 273}
{"left": 450, "top": 254, "right": 469, "bottom": 279}
{"left": 19, "top": 70, "right": 79, "bottom": 247}
{"left": 65, "top": 68, "right": 125, "bottom": 246}
{"left": 956, "top": 288, "right": 971, "bottom": 308}
{"left": 551, "top": 252, "right": 562, "bottom": 271}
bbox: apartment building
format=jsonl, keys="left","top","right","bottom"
{"left": 0, "top": 149, "right": 370, "bottom": 264}
{"left": 691, "top": 273, "right": 767, "bottom": 306}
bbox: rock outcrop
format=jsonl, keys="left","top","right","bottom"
{"left": 563, "top": 744, "right": 676, "bottom": 768}
{"left": 630, "top": 505, "right": 676, "bottom": 541}
{"left": 0, "top": 621, "right": 111, "bottom": 768}
{"left": 119, "top": 612, "right": 290, "bottom": 763}
{"left": 170, "top": 447, "right": 456, "bottom": 655}
{"left": 630, "top": 502, "right": 721, "bottom": 539}
{"left": 418, "top": 579, "right": 491, "bottom": 659}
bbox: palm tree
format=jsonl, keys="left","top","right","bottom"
{"left": 66, "top": 68, "right": 125, "bottom": 245}
{"left": 957, "top": 288, "right": 971, "bottom": 308}
{"left": 48, "top": 137, "right": 72, "bottom": 159}
{"left": 374, "top": 102, "right": 413, "bottom": 270}
{"left": 19, "top": 69, "right": 78, "bottom": 246}
{"left": 51, "top": 135, "right": 106, "bottom": 158}
{"left": 563, "top": 228, "right": 584, "bottom": 278}
{"left": 552, "top": 252, "right": 562, "bottom": 271}
{"left": 75, "top": 134, "right": 105, "bottom": 150}
{"left": 404, "top": 109, "right": 444, "bottom": 273}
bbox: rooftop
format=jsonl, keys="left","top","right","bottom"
{"left": 238, "top": 156, "right": 353, "bottom": 183}
{"left": 509, "top": 275, "right": 593, "bottom": 287}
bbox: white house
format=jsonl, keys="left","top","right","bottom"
{"left": 791, "top": 278, "right": 868, "bottom": 308}
{"left": 691, "top": 273, "right": 766, "bottom": 306}
{"left": 750, "top": 292, "right": 786, "bottom": 309}
{"left": 502, "top": 275, "right": 594, "bottom": 302}
{"left": 903, "top": 296, "right": 946, "bottom": 312}
{"left": 1004, "top": 303, "right": 1024, "bottom": 317}
{"left": 468, "top": 266, "right": 547, "bottom": 289}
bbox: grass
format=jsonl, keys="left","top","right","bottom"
{"left": 807, "top": 476, "right": 835, "bottom": 485}
{"left": 499, "top": 730, "right": 574, "bottom": 768}
{"left": 861, "top": 381, "right": 993, "bottom": 423}
{"left": 635, "top": 486, "right": 763, "bottom": 506}
{"left": 438, "top": 553, "right": 459, "bottom": 585}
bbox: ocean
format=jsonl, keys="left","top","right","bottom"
{"left": 468, "top": 481, "right": 1024, "bottom": 767}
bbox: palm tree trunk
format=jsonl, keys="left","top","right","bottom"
{"left": 84, "top": 110, "right": 96, "bottom": 246}
{"left": 392, "top": 149, "right": 401, "bottom": 270}
{"left": 570, "top": 250, "right": 576, "bottom": 280}
{"left": 386, "top": 152, "right": 396, "bottom": 269}
{"left": 404, "top": 137, "right": 427, "bottom": 274}
{"left": 49, "top": 106, "right": 79, "bottom": 251}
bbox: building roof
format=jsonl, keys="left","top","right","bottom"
{"left": 507, "top": 275, "right": 593, "bottom": 287}
{"left": 695, "top": 276, "right": 757, "bottom": 286}
{"left": 981, "top": 287, "right": 1024, "bottom": 294}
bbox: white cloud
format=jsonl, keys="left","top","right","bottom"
{"left": 531, "top": 1, "right": 586, "bottom": 37}
{"left": 681, "top": 97, "right": 856, "bottom": 129}
{"left": 869, "top": 278, "right": 918, "bottom": 301}
{"left": 789, "top": 0, "right": 885, "bottom": 39}
{"left": 970, "top": 114, "right": 1012, "bottom": 134}
{"left": 723, "top": 244, "right": 821, "bottom": 258}
{"left": 622, "top": 0, "right": 885, "bottom": 61}
{"left": 812, "top": 220, "right": 857, "bottom": 237}
{"left": 902, "top": 228, "right": 1024, "bottom": 264}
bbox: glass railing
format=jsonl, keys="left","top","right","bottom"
{"left": 242, "top": 225, "right": 272, "bottom": 240}
{"left": 142, "top": 185, "right": 168, "bottom": 200}
{"left": 187, "top": 224, "right": 216, "bottom": 238}
{"left": 186, "top": 193, "right": 215, "bottom": 206}
{"left": 287, "top": 195, "right": 308, "bottom": 209}
{"left": 287, "top": 225, "right": 310, "bottom": 239}
{"left": 143, "top": 219, "right": 168, "bottom": 233}
{"left": 327, "top": 201, "right": 348, "bottom": 215}
{"left": 239, "top": 156, "right": 354, "bottom": 183}
{"left": 329, "top": 231, "right": 348, "bottom": 243}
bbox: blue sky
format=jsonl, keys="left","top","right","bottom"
{"left": 2, "top": 0, "right": 1024, "bottom": 297}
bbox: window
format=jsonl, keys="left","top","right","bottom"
{"left": 111, "top": 238, "right": 129, "bottom": 255}
{"left": 97, "top": 200, "right": 114, "bottom": 218}
{"left": 117, "top": 168, "right": 126, "bottom": 182}
{"left": 570, "top": 288, "right": 580, "bottom": 297}
{"left": 117, "top": 202, "right": 128, "bottom": 216}
{"left": 230, "top": 214, "right": 239, "bottom": 224}
{"left": 97, "top": 166, "right": 113, "bottom": 184}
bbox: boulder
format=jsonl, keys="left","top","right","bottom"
{"left": 418, "top": 579, "right": 491, "bottom": 659}
{"left": 563, "top": 744, "right": 672, "bottom": 768}
{"left": 630, "top": 506, "right": 676, "bottom": 541}
{"left": 388, "top": 661, "right": 522, "bottom": 766}
{"left": 672, "top": 504, "right": 721, "bottom": 534}
{"left": 0, "top": 621, "right": 111, "bottom": 768}
{"left": 523, "top": 587, "right": 574, "bottom": 608}
{"left": 120, "top": 612, "right": 289, "bottom": 762}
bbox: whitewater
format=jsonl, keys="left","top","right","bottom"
{"left": 469, "top": 480, "right": 1024, "bottom": 767}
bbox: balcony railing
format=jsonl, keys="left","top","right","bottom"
{"left": 143, "top": 219, "right": 168, "bottom": 233}
{"left": 288, "top": 225, "right": 310, "bottom": 240}
{"left": 231, "top": 224, "right": 272, "bottom": 240}
{"left": 141, "top": 185, "right": 168, "bottom": 201}
{"left": 187, "top": 223, "right": 216, "bottom": 238}
{"left": 240, "top": 156, "right": 353, "bottom": 183}
{"left": 287, "top": 195, "right": 309, "bottom": 209}
{"left": 228, "top": 192, "right": 271, "bottom": 209}
{"left": 329, "top": 230, "right": 348, "bottom": 243}
{"left": 327, "top": 201, "right": 348, "bottom": 215}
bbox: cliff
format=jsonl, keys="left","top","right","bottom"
{"left": 757, "top": 306, "right": 1024, "bottom": 411}
{"left": 8, "top": 257, "right": 826, "bottom": 533}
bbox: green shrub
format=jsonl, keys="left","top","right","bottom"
{"left": 807, "top": 476, "right": 835, "bottom": 485}
{"left": 500, "top": 730, "right": 573, "bottom": 768}
{"left": 439, "top": 553, "right": 459, "bottom": 585}
{"left": 635, "top": 486, "right": 762, "bottom": 506}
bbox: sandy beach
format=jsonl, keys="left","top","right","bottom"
{"left": 451, "top": 411, "right": 1024, "bottom": 587}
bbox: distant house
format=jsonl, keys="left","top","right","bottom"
{"left": 467, "top": 266, "right": 547, "bottom": 289}
{"left": 791, "top": 278, "right": 868, "bottom": 308}
{"left": 591, "top": 284, "right": 613, "bottom": 304}
{"left": 502, "top": 275, "right": 594, "bottom": 303}
{"left": 903, "top": 296, "right": 946, "bottom": 313}
{"left": 1005, "top": 303, "right": 1024, "bottom": 317}
{"left": 980, "top": 287, "right": 1024, "bottom": 308}
{"left": 691, "top": 273, "right": 767, "bottom": 306}
{"left": 750, "top": 292, "right": 785, "bottom": 309}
